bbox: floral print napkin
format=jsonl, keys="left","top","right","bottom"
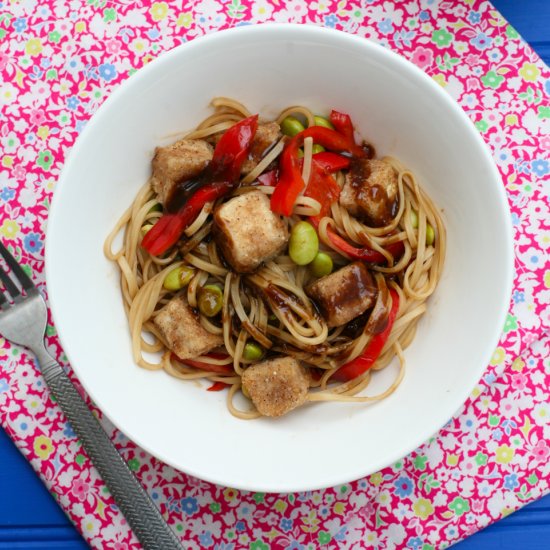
{"left": 0, "top": 0, "right": 549, "bottom": 548}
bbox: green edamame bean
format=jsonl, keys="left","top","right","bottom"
{"left": 243, "top": 342, "right": 263, "bottom": 361}
{"left": 310, "top": 252, "right": 333, "bottom": 278}
{"left": 148, "top": 203, "right": 162, "bottom": 214}
{"left": 425, "top": 224, "right": 435, "bottom": 246}
{"left": 163, "top": 265, "right": 195, "bottom": 291}
{"left": 314, "top": 115, "right": 335, "bottom": 129}
{"left": 281, "top": 116, "right": 305, "bottom": 137}
{"left": 289, "top": 221, "right": 319, "bottom": 266}
{"left": 410, "top": 209, "right": 419, "bottom": 229}
{"left": 198, "top": 284, "right": 223, "bottom": 317}
{"left": 311, "top": 144, "right": 326, "bottom": 154}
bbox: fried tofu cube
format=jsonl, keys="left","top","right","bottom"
{"left": 241, "top": 357, "right": 310, "bottom": 417}
{"left": 241, "top": 122, "right": 281, "bottom": 174}
{"left": 213, "top": 190, "right": 288, "bottom": 273}
{"left": 151, "top": 138, "right": 213, "bottom": 205}
{"left": 306, "top": 262, "right": 377, "bottom": 327}
{"left": 340, "top": 159, "right": 399, "bottom": 227}
{"left": 153, "top": 295, "right": 223, "bottom": 359}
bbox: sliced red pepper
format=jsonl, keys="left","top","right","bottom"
{"left": 301, "top": 126, "right": 365, "bottom": 158}
{"left": 331, "top": 288, "right": 400, "bottom": 382}
{"left": 142, "top": 115, "right": 258, "bottom": 256}
{"left": 207, "top": 381, "right": 230, "bottom": 392}
{"left": 311, "top": 151, "right": 351, "bottom": 172}
{"left": 171, "top": 352, "right": 234, "bottom": 375}
{"left": 270, "top": 137, "right": 304, "bottom": 216}
{"left": 303, "top": 159, "right": 341, "bottom": 218}
{"left": 329, "top": 110, "right": 355, "bottom": 142}
{"left": 142, "top": 182, "right": 232, "bottom": 256}
{"left": 308, "top": 217, "right": 404, "bottom": 263}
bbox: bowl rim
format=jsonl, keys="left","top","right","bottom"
{"left": 45, "top": 23, "right": 514, "bottom": 492}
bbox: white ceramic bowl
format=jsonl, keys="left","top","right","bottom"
{"left": 46, "top": 24, "right": 513, "bottom": 492}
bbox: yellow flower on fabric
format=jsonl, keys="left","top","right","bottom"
{"left": 223, "top": 487, "right": 238, "bottom": 501}
{"left": 333, "top": 501, "right": 345, "bottom": 515}
{"left": 2, "top": 156, "right": 13, "bottom": 168}
{"left": 446, "top": 454, "right": 458, "bottom": 466}
{"left": 176, "top": 12, "right": 193, "bottom": 28}
{"left": 495, "top": 444, "right": 514, "bottom": 464}
{"left": 413, "top": 498, "right": 434, "bottom": 520}
{"left": 505, "top": 114, "right": 518, "bottom": 126}
{"left": 432, "top": 74, "right": 446, "bottom": 87}
{"left": 518, "top": 62, "right": 540, "bottom": 82}
{"left": 511, "top": 357, "right": 525, "bottom": 371}
{"left": 0, "top": 219, "right": 19, "bottom": 238}
{"left": 150, "top": 2, "right": 168, "bottom": 21}
{"left": 490, "top": 346, "right": 505, "bottom": 366}
{"left": 75, "top": 21, "right": 87, "bottom": 33}
{"left": 369, "top": 472, "right": 383, "bottom": 486}
{"left": 37, "top": 126, "right": 49, "bottom": 140}
{"left": 25, "top": 38, "right": 43, "bottom": 57}
{"left": 544, "top": 270, "right": 550, "bottom": 288}
{"left": 34, "top": 435, "right": 54, "bottom": 459}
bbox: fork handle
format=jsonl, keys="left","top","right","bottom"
{"left": 40, "top": 358, "right": 183, "bottom": 550}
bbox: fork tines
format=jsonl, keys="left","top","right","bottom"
{"left": 0, "top": 241, "right": 37, "bottom": 304}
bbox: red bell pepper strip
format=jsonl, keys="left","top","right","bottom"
{"left": 171, "top": 352, "right": 234, "bottom": 375}
{"left": 331, "top": 288, "right": 400, "bottom": 382}
{"left": 270, "top": 136, "right": 304, "bottom": 216}
{"left": 308, "top": 217, "right": 405, "bottom": 263}
{"left": 207, "top": 381, "right": 230, "bottom": 392}
{"left": 300, "top": 126, "right": 365, "bottom": 158}
{"left": 311, "top": 151, "right": 351, "bottom": 172}
{"left": 329, "top": 110, "right": 355, "bottom": 142}
{"left": 142, "top": 115, "right": 258, "bottom": 256}
{"left": 142, "top": 182, "right": 232, "bottom": 256}
{"left": 303, "top": 159, "right": 341, "bottom": 218}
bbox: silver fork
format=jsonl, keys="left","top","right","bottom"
{"left": 0, "top": 240, "right": 183, "bottom": 550}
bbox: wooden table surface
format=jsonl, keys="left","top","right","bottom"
{"left": 1, "top": 1, "right": 548, "bottom": 548}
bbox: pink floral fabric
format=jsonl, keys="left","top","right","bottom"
{"left": 1, "top": 1, "right": 549, "bottom": 548}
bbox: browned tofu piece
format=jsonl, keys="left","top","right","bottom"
{"left": 306, "top": 262, "right": 377, "bottom": 327}
{"left": 213, "top": 190, "right": 288, "bottom": 273}
{"left": 151, "top": 138, "right": 213, "bottom": 204}
{"left": 153, "top": 295, "right": 223, "bottom": 359}
{"left": 241, "top": 122, "right": 281, "bottom": 174}
{"left": 241, "top": 357, "right": 310, "bottom": 417}
{"left": 340, "top": 159, "right": 399, "bottom": 227}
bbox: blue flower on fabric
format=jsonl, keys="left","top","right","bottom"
{"left": 0, "top": 379, "right": 9, "bottom": 393}
{"left": 287, "top": 542, "right": 304, "bottom": 550}
{"left": 147, "top": 28, "right": 160, "bottom": 40}
{"left": 531, "top": 159, "right": 549, "bottom": 177}
{"left": 545, "top": 79, "right": 550, "bottom": 96}
{"left": 40, "top": 58, "right": 51, "bottom": 68}
{"left": 511, "top": 212, "right": 520, "bottom": 226}
{"left": 513, "top": 290, "right": 525, "bottom": 304}
{"left": 468, "top": 11, "right": 481, "bottom": 24}
{"left": 419, "top": 10, "right": 429, "bottom": 21}
{"left": 334, "top": 526, "right": 348, "bottom": 541}
{"left": 394, "top": 476, "right": 413, "bottom": 497}
{"left": 504, "top": 473, "right": 519, "bottom": 490}
{"left": 13, "top": 17, "right": 27, "bottom": 33}
{"left": 23, "top": 232, "right": 43, "bottom": 253}
{"left": 279, "top": 518, "right": 293, "bottom": 532}
{"left": 470, "top": 32, "right": 492, "bottom": 51}
{"left": 492, "top": 428, "right": 503, "bottom": 441}
{"left": 407, "top": 537, "right": 424, "bottom": 549}
{"left": 63, "top": 422, "right": 76, "bottom": 438}
{"left": 98, "top": 63, "right": 117, "bottom": 82}
{"left": 0, "top": 187, "right": 15, "bottom": 201}
{"left": 180, "top": 497, "right": 198, "bottom": 515}
{"left": 484, "top": 372, "right": 496, "bottom": 384}
{"left": 199, "top": 531, "right": 214, "bottom": 547}
{"left": 75, "top": 120, "right": 87, "bottom": 134}
{"left": 235, "top": 520, "right": 246, "bottom": 532}
{"left": 378, "top": 18, "right": 393, "bottom": 35}
{"left": 66, "top": 96, "right": 80, "bottom": 110}
{"left": 324, "top": 14, "right": 338, "bottom": 28}
{"left": 214, "top": 544, "right": 235, "bottom": 550}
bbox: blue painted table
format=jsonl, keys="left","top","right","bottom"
{"left": 1, "top": 1, "right": 549, "bottom": 548}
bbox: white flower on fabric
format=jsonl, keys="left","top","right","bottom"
{"left": 251, "top": 0, "right": 274, "bottom": 21}
{"left": 533, "top": 402, "right": 550, "bottom": 426}
{"left": 445, "top": 75, "right": 465, "bottom": 101}
{"left": 195, "top": 0, "right": 223, "bottom": 15}
{"left": 498, "top": 395, "right": 520, "bottom": 418}
{"left": 81, "top": 514, "right": 101, "bottom": 537}
{"left": 386, "top": 522, "right": 407, "bottom": 547}
{"left": 0, "top": 82, "right": 19, "bottom": 105}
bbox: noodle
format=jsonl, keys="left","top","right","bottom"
{"left": 105, "top": 97, "right": 446, "bottom": 419}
